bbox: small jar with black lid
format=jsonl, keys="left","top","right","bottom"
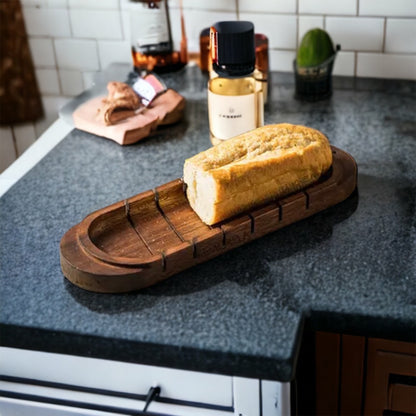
{"left": 208, "top": 21, "right": 264, "bottom": 146}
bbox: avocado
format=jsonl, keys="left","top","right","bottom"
{"left": 297, "top": 28, "right": 335, "bottom": 67}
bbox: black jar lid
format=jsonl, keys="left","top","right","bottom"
{"left": 210, "top": 21, "right": 255, "bottom": 77}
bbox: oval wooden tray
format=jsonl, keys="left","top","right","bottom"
{"left": 60, "top": 146, "right": 357, "bottom": 293}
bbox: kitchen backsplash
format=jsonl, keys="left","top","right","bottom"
{"left": 1, "top": 0, "right": 415, "bottom": 172}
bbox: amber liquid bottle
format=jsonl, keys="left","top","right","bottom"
{"left": 208, "top": 21, "right": 264, "bottom": 146}
{"left": 129, "top": 0, "right": 187, "bottom": 73}
{"left": 254, "top": 33, "right": 269, "bottom": 104}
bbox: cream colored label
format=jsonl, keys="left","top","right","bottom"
{"left": 208, "top": 90, "right": 257, "bottom": 141}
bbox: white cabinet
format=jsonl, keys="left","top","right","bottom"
{"left": 0, "top": 347, "right": 290, "bottom": 415}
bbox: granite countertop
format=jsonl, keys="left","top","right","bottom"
{"left": 1, "top": 65, "right": 415, "bottom": 382}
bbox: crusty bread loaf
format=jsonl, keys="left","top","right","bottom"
{"left": 183, "top": 123, "right": 332, "bottom": 225}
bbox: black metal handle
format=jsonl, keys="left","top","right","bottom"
{"left": 143, "top": 386, "right": 161, "bottom": 412}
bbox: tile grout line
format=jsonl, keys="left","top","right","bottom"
{"left": 118, "top": 0, "right": 125, "bottom": 41}
{"left": 296, "top": 0, "right": 299, "bottom": 47}
{"left": 354, "top": 51, "right": 358, "bottom": 77}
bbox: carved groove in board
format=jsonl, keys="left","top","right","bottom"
{"left": 154, "top": 188, "right": 185, "bottom": 243}
{"left": 248, "top": 214, "right": 255, "bottom": 234}
{"left": 128, "top": 190, "right": 182, "bottom": 254}
{"left": 124, "top": 198, "right": 154, "bottom": 256}
{"left": 303, "top": 191, "right": 310, "bottom": 209}
{"left": 221, "top": 227, "right": 226, "bottom": 246}
{"left": 161, "top": 251, "right": 166, "bottom": 272}
{"left": 191, "top": 237, "right": 197, "bottom": 258}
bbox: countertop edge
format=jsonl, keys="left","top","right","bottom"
{"left": 0, "top": 323, "right": 297, "bottom": 382}
{"left": 0, "top": 118, "right": 73, "bottom": 198}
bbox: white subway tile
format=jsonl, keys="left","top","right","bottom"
{"left": 21, "top": 0, "right": 67, "bottom": 8}
{"left": 34, "top": 96, "right": 70, "bottom": 137}
{"left": 59, "top": 70, "right": 84, "bottom": 96}
{"left": 239, "top": 13, "right": 297, "bottom": 49}
{"left": 0, "top": 127, "right": 17, "bottom": 173}
{"left": 269, "top": 49, "right": 296, "bottom": 72}
{"left": 170, "top": 0, "right": 236, "bottom": 12}
{"left": 54, "top": 39, "right": 100, "bottom": 70}
{"left": 68, "top": 0, "right": 119, "bottom": 9}
{"left": 121, "top": 10, "right": 131, "bottom": 43}
{"left": 357, "top": 53, "right": 416, "bottom": 80}
{"left": 298, "top": 16, "right": 324, "bottom": 45}
{"left": 35, "top": 68, "right": 61, "bottom": 95}
{"left": 239, "top": 0, "right": 296, "bottom": 14}
{"left": 326, "top": 17, "right": 384, "bottom": 51}
{"left": 98, "top": 40, "right": 132, "bottom": 69}
{"left": 22, "top": 7, "right": 71, "bottom": 37}
{"left": 119, "top": 0, "right": 137, "bottom": 10}
{"left": 13, "top": 124, "right": 37, "bottom": 156}
{"left": 28, "top": 38, "right": 56, "bottom": 67}
{"left": 359, "top": 0, "right": 416, "bottom": 17}
{"left": 332, "top": 51, "right": 355, "bottom": 76}
{"left": 168, "top": 6, "right": 186, "bottom": 51}
{"left": 171, "top": 9, "right": 237, "bottom": 52}
{"left": 70, "top": 10, "right": 123, "bottom": 40}
{"left": 299, "top": 0, "right": 356, "bottom": 15}
{"left": 385, "top": 19, "right": 416, "bottom": 54}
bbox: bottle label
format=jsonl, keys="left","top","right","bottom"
{"left": 208, "top": 90, "right": 257, "bottom": 141}
{"left": 130, "top": 2, "right": 171, "bottom": 54}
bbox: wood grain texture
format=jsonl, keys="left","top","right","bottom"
{"left": 315, "top": 331, "right": 341, "bottom": 415}
{"left": 339, "top": 335, "right": 366, "bottom": 416}
{"left": 60, "top": 146, "right": 357, "bottom": 293}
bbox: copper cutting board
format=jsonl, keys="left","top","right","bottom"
{"left": 60, "top": 146, "right": 357, "bottom": 293}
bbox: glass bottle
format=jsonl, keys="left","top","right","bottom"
{"left": 207, "top": 21, "right": 264, "bottom": 146}
{"left": 129, "top": 0, "right": 187, "bottom": 73}
{"left": 254, "top": 33, "right": 269, "bottom": 104}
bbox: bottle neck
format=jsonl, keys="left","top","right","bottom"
{"left": 212, "top": 62, "right": 254, "bottom": 78}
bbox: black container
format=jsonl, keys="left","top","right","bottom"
{"left": 294, "top": 46, "right": 340, "bottom": 101}
{"left": 210, "top": 21, "right": 255, "bottom": 77}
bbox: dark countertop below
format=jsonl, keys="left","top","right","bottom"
{"left": 1, "top": 65, "right": 415, "bottom": 382}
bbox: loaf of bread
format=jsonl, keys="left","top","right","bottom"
{"left": 183, "top": 123, "right": 332, "bottom": 225}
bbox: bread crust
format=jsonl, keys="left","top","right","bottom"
{"left": 184, "top": 123, "right": 333, "bottom": 225}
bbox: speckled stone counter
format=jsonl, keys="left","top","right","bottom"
{"left": 1, "top": 65, "right": 415, "bottom": 382}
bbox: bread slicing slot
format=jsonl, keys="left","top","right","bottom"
{"left": 248, "top": 214, "right": 255, "bottom": 234}
{"left": 304, "top": 191, "right": 310, "bottom": 209}
{"left": 124, "top": 198, "right": 155, "bottom": 257}
{"left": 278, "top": 203, "right": 283, "bottom": 221}
{"left": 154, "top": 188, "right": 185, "bottom": 243}
{"left": 161, "top": 251, "right": 167, "bottom": 272}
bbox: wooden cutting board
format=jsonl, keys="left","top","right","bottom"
{"left": 60, "top": 146, "right": 357, "bottom": 293}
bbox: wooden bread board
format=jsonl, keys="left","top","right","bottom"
{"left": 60, "top": 146, "right": 357, "bottom": 293}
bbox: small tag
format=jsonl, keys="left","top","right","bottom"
{"left": 132, "top": 74, "right": 167, "bottom": 106}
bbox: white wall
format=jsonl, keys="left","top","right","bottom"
{"left": 1, "top": 0, "right": 415, "bottom": 172}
